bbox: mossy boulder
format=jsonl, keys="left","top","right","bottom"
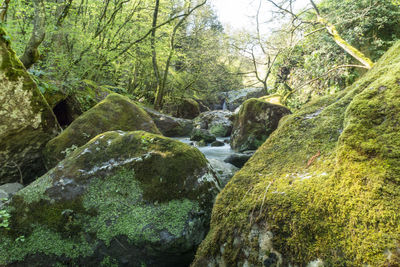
{"left": 143, "top": 107, "right": 193, "bottom": 137}
{"left": 190, "top": 128, "right": 216, "bottom": 144}
{"left": 0, "top": 27, "right": 60, "bottom": 185}
{"left": 0, "top": 131, "right": 220, "bottom": 266}
{"left": 192, "top": 41, "right": 400, "bottom": 266}
{"left": 230, "top": 98, "right": 291, "bottom": 152}
{"left": 43, "top": 94, "right": 161, "bottom": 168}
{"left": 176, "top": 98, "right": 201, "bottom": 119}
{"left": 194, "top": 110, "right": 233, "bottom": 137}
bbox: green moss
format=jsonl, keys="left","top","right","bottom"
{"left": 0, "top": 130, "right": 216, "bottom": 265}
{"left": 43, "top": 94, "right": 161, "bottom": 168}
{"left": 0, "top": 226, "right": 94, "bottom": 265}
{"left": 83, "top": 169, "right": 200, "bottom": 246}
{"left": 193, "top": 41, "right": 400, "bottom": 266}
{"left": 209, "top": 124, "right": 229, "bottom": 137}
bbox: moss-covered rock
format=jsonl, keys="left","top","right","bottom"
{"left": 143, "top": 106, "right": 193, "bottom": 137}
{"left": 43, "top": 94, "right": 161, "bottom": 168}
{"left": 192, "top": 41, "right": 400, "bottom": 266}
{"left": 190, "top": 128, "right": 216, "bottom": 144}
{"left": 176, "top": 98, "right": 201, "bottom": 119}
{"left": 194, "top": 110, "right": 233, "bottom": 137}
{"left": 0, "top": 131, "right": 220, "bottom": 266}
{"left": 0, "top": 27, "right": 60, "bottom": 185}
{"left": 230, "top": 98, "right": 291, "bottom": 152}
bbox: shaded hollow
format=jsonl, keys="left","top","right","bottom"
{"left": 52, "top": 100, "right": 74, "bottom": 128}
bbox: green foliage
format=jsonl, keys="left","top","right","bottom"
{"left": 4, "top": 0, "right": 242, "bottom": 106}
{"left": 0, "top": 201, "right": 10, "bottom": 230}
{"left": 271, "top": 0, "right": 400, "bottom": 109}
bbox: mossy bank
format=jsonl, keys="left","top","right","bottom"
{"left": 192, "top": 41, "right": 400, "bottom": 266}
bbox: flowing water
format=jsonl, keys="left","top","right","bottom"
{"left": 172, "top": 136, "right": 235, "bottom": 161}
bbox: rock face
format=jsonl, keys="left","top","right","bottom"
{"left": 143, "top": 107, "right": 193, "bottom": 137}
{"left": 176, "top": 98, "right": 201, "bottom": 119}
{"left": 0, "top": 28, "right": 60, "bottom": 185}
{"left": 194, "top": 110, "right": 233, "bottom": 137}
{"left": 43, "top": 94, "right": 160, "bottom": 168}
{"left": 0, "top": 131, "right": 220, "bottom": 266}
{"left": 190, "top": 128, "right": 216, "bottom": 144}
{"left": 231, "top": 99, "right": 291, "bottom": 152}
{"left": 192, "top": 42, "right": 400, "bottom": 266}
{"left": 222, "top": 87, "right": 266, "bottom": 111}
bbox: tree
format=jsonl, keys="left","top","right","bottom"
{"left": 265, "top": 0, "right": 374, "bottom": 69}
{"left": 19, "top": 0, "right": 46, "bottom": 69}
{"left": 153, "top": 0, "right": 207, "bottom": 109}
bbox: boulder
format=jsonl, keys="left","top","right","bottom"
{"left": 208, "top": 159, "right": 238, "bottom": 187}
{"left": 195, "top": 140, "right": 207, "bottom": 147}
{"left": 43, "top": 94, "right": 160, "bottom": 168}
{"left": 194, "top": 110, "right": 233, "bottom": 137}
{"left": 176, "top": 98, "right": 201, "bottom": 119}
{"left": 210, "top": 141, "right": 225, "bottom": 147}
{"left": 0, "top": 131, "right": 220, "bottom": 266}
{"left": 190, "top": 129, "right": 216, "bottom": 144}
{"left": 224, "top": 151, "right": 254, "bottom": 168}
{"left": 193, "top": 41, "right": 400, "bottom": 266}
{"left": 0, "top": 27, "right": 60, "bottom": 185}
{"left": 222, "top": 87, "right": 266, "bottom": 111}
{"left": 0, "top": 183, "right": 23, "bottom": 201}
{"left": 143, "top": 107, "right": 193, "bottom": 137}
{"left": 231, "top": 98, "right": 291, "bottom": 152}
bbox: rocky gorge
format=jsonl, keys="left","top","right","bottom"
{"left": 1, "top": 23, "right": 400, "bottom": 267}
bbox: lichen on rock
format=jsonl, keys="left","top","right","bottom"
{"left": 0, "top": 27, "right": 60, "bottom": 185}
{"left": 192, "top": 41, "right": 400, "bottom": 266}
{"left": 0, "top": 130, "right": 220, "bottom": 266}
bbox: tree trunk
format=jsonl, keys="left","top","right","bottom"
{"left": 309, "top": 0, "right": 373, "bottom": 69}
{"left": 318, "top": 16, "right": 373, "bottom": 69}
{"left": 151, "top": 0, "right": 162, "bottom": 110}
{"left": 20, "top": 0, "right": 46, "bottom": 69}
{"left": 0, "top": 0, "right": 11, "bottom": 22}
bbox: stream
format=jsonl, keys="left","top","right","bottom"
{"left": 172, "top": 136, "right": 236, "bottom": 161}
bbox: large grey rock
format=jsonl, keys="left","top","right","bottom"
{"left": 194, "top": 110, "right": 233, "bottom": 137}
{"left": 0, "top": 183, "right": 23, "bottom": 200}
{"left": 231, "top": 98, "right": 291, "bottom": 152}
{"left": 0, "top": 28, "right": 60, "bottom": 185}
{"left": 222, "top": 87, "right": 266, "bottom": 111}
{"left": 143, "top": 107, "right": 193, "bottom": 137}
{"left": 0, "top": 131, "right": 220, "bottom": 266}
{"left": 208, "top": 159, "right": 238, "bottom": 187}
